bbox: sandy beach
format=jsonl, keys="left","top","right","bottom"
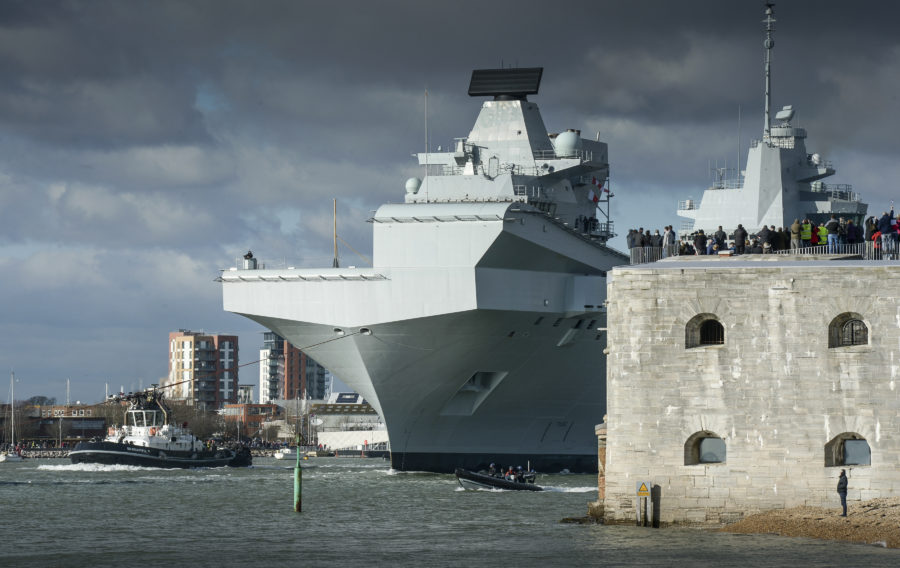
{"left": 720, "top": 498, "right": 900, "bottom": 548}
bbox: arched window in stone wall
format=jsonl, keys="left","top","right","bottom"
{"left": 825, "top": 432, "right": 870, "bottom": 467}
{"left": 685, "top": 314, "right": 724, "bottom": 348}
{"left": 684, "top": 431, "right": 726, "bottom": 465}
{"left": 828, "top": 313, "right": 868, "bottom": 348}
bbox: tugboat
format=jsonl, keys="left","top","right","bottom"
{"left": 69, "top": 388, "right": 251, "bottom": 468}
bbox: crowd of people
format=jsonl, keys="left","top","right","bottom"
{"left": 3, "top": 440, "right": 70, "bottom": 451}
{"left": 626, "top": 208, "right": 897, "bottom": 257}
{"left": 625, "top": 225, "right": 678, "bottom": 249}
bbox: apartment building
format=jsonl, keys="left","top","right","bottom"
{"left": 166, "top": 330, "right": 239, "bottom": 410}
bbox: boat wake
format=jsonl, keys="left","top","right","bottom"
{"left": 542, "top": 486, "right": 597, "bottom": 493}
{"left": 386, "top": 468, "right": 442, "bottom": 476}
{"left": 38, "top": 463, "right": 158, "bottom": 473}
{"left": 454, "top": 485, "right": 596, "bottom": 493}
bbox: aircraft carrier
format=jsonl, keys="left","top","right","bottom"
{"left": 221, "top": 67, "right": 627, "bottom": 473}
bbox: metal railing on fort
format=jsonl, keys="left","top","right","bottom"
{"left": 628, "top": 240, "right": 900, "bottom": 265}
{"left": 629, "top": 246, "right": 679, "bottom": 264}
{"left": 775, "top": 241, "right": 899, "bottom": 260}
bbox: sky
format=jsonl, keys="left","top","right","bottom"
{"left": 2, "top": 0, "right": 898, "bottom": 403}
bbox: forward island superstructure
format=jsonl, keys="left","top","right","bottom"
{"left": 678, "top": 2, "right": 867, "bottom": 236}
{"left": 221, "top": 68, "right": 627, "bottom": 473}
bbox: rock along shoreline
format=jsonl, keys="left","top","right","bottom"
{"left": 719, "top": 497, "right": 900, "bottom": 549}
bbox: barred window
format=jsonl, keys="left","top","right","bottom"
{"left": 841, "top": 320, "right": 867, "bottom": 346}
{"left": 829, "top": 313, "right": 868, "bottom": 348}
{"left": 686, "top": 314, "right": 725, "bottom": 348}
{"left": 700, "top": 320, "right": 724, "bottom": 345}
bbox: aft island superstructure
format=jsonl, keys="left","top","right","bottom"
{"left": 221, "top": 68, "right": 627, "bottom": 473}
{"left": 678, "top": 2, "right": 867, "bottom": 236}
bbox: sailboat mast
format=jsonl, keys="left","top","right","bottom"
{"left": 763, "top": 2, "right": 776, "bottom": 138}
{"left": 332, "top": 199, "right": 339, "bottom": 268}
{"left": 9, "top": 371, "right": 14, "bottom": 447}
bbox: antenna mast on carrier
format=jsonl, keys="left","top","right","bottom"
{"left": 332, "top": 198, "right": 339, "bottom": 268}
{"left": 763, "top": 2, "right": 776, "bottom": 139}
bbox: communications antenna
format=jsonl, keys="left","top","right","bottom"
{"left": 763, "top": 2, "right": 776, "bottom": 138}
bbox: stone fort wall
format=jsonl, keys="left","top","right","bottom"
{"left": 603, "top": 258, "right": 900, "bottom": 525}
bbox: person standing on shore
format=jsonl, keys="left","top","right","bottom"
{"left": 837, "top": 469, "right": 849, "bottom": 517}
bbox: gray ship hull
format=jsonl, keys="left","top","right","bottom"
{"left": 239, "top": 306, "right": 608, "bottom": 473}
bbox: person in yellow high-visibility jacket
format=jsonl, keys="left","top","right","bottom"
{"left": 817, "top": 223, "right": 828, "bottom": 246}
{"left": 800, "top": 219, "right": 812, "bottom": 247}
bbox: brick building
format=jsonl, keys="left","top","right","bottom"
{"left": 166, "top": 330, "right": 239, "bottom": 410}
{"left": 223, "top": 403, "right": 280, "bottom": 438}
{"left": 259, "top": 332, "right": 329, "bottom": 404}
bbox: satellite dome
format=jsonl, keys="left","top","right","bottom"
{"left": 553, "top": 130, "right": 582, "bottom": 157}
{"left": 405, "top": 177, "right": 422, "bottom": 194}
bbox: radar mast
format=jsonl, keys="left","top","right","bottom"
{"left": 763, "top": 2, "right": 776, "bottom": 139}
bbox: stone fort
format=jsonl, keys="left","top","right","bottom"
{"left": 601, "top": 255, "right": 900, "bottom": 525}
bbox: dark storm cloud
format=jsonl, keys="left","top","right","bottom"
{"left": 1, "top": 0, "right": 898, "bottom": 400}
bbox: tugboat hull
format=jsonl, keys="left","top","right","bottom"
{"left": 69, "top": 441, "right": 250, "bottom": 469}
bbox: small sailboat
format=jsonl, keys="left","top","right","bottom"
{"left": 1, "top": 371, "right": 24, "bottom": 463}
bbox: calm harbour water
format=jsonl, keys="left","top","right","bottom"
{"left": 1, "top": 457, "right": 898, "bottom": 567}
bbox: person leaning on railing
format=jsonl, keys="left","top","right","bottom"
{"left": 865, "top": 217, "right": 877, "bottom": 242}
{"left": 662, "top": 225, "right": 676, "bottom": 257}
{"left": 878, "top": 207, "right": 896, "bottom": 255}
{"left": 845, "top": 220, "right": 861, "bottom": 245}
{"left": 757, "top": 225, "right": 771, "bottom": 248}
{"left": 693, "top": 230, "right": 707, "bottom": 255}
{"left": 816, "top": 223, "right": 828, "bottom": 247}
{"left": 733, "top": 224, "right": 747, "bottom": 255}
{"left": 776, "top": 227, "right": 788, "bottom": 250}
{"left": 810, "top": 224, "right": 820, "bottom": 247}
{"left": 790, "top": 219, "right": 801, "bottom": 249}
{"left": 800, "top": 219, "right": 813, "bottom": 247}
